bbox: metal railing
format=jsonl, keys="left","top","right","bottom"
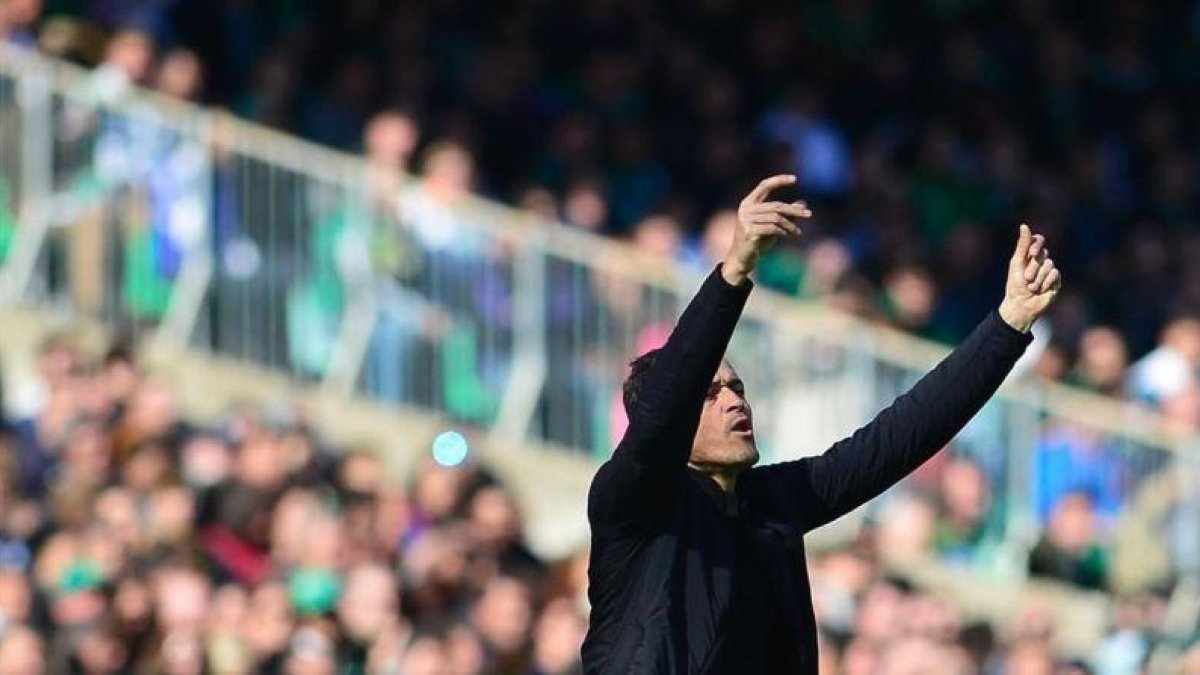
{"left": 2, "top": 43, "right": 1197, "bottom": 585}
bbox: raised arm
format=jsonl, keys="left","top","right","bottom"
{"left": 746, "top": 225, "right": 1061, "bottom": 532}
{"left": 588, "top": 175, "right": 811, "bottom": 534}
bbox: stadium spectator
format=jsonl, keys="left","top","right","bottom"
{"left": 366, "top": 111, "right": 421, "bottom": 184}
{"left": 10, "top": 333, "right": 83, "bottom": 499}
{"left": 0, "top": 624, "right": 46, "bottom": 675}
{"left": 405, "top": 141, "right": 476, "bottom": 253}
{"left": 531, "top": 597, "right": 588, "bottom": 675}
{"left": 630, "top": 214, "right": 685, "bottom": 262}
{"left": 154, "top": 47, "right": 203, "bottom": 102}
{"left": 1001, "top": 640, "right": 1058, "bottom": 675}
{"left": 1070, "top": 327, "right": 1130, "bottom": 398}
{"left": 1028, "top": 492, "right": 1110, "bottom": 591}
{"left": 294, "top": 109, "right": 423, "bottom": 382}
{"left": 879, "top": 263, "right": 942, "bottom": 340}
{"left": 90, "top": 28, "right": 154, "bottom": 99}
{"left": 1034, "top": 424, "right": 1128, "bottom": 527}
{"left": 1092, "top": 594, "right": 1158, "bottom": 674}
{"left": 760, "top": 86, "right": 853, "bottom": 199}
{"left": 1128, "top": 317, "right": 1200, "bottom": 407}
{"left": 688, "top": 209, "right": 737, "bottom": 273}
{"left": 875, "top": 495, "right": 937, "bottom": 564}
{"left": 0, "top": 0, "right": 38, "bottom": 51}
{"left": 932, "top": 455, "right": 1004, "bottom": 568}
{"left": 561, "top": 178, "right": 608, "bottom": 234}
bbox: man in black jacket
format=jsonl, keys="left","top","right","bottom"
{"left": 582, "top": 174, "right": 1061, "bottom": 673}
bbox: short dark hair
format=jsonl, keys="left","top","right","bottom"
{"left": 622, "top": 348, "right": 663, "bottom": 415}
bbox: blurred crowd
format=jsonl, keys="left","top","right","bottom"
{"left": 0, "top": 334, "right": 1196, "bottom": 673}
{"left": 0, "top": 333, "right": 592, "bottom": 674}
{"left": 4, "top": 0, "right": 1200, "bottom": 670}
{"left": 808, "top": 542, "right": 1200, "bottom": 675}
{"left": 6, "top": 0, "right": 1200, "bottom": 426}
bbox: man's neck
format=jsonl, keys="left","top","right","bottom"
{"left": 688, "top": 463, "right": 740, "bottom": 492}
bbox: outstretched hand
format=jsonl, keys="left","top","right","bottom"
{"left": 998, "top": 224, "right": 1062, "bottom": 333}
{"left": 721, "top": 174, "right": 811, "bottom": 286}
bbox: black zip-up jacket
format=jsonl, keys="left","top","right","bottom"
{"left": 582, "top": 265, "right": 1032, "bottom": 673}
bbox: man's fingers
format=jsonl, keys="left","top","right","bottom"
{"left": 776, "top": 201, "right": 812, "bottom": 219}
{"left": 746, "top": 209, "right": 788, "bottom": 224}
{"left": 1029, "top": 259, "right": 1054, "bottom": 290}
{"left": 1023, "top": 258, "right": 1040, "bottom": 282}
{"left": 748, "top": 213, "right": 803, "bottom": 235}
{"left": 750, "top": 220, "right": 798, "bottom": 236}
{"left": 776, "top": 219, "right": 801, "bottom": 236}
{"left": 749, "top": 220, "right": 799, "bottom": 237}
{"left": 1041, "top": 267, "right": 1062, "bottom": 293}
{"left": 1013, "top": 223, "right": 1033, "bottom": 261}
{"left": 742, "top": 174, "right": 797, "bottom": 206}
{"left": 1028, "top": 234, "right": 1045, "bottom": 260}
{"left": 747, "top": 212, "right": 784, "bottom": 225}
{"left": 747, "top": 201, "right": 812, "bottom": 220}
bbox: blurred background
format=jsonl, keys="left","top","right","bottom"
{"left": 2, "top": 0, "right": 1200, "bottom": 673}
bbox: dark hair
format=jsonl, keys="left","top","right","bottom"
{"left": 104, "top": 336, "right": 137, "bottom": 368}
{"left": 622, "top": 348, "right": 663, "bottom": 415}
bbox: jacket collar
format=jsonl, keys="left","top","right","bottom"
{"left": 686, "top": 467, "right": 741, "bottom": 517}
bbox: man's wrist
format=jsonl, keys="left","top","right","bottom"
{"left": 998, "top": 300, "right": 1035, "bottom": 333}
{"left": 720, "top": 259, "right": 750, "bottom": 287}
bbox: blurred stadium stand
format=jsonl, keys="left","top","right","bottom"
{"left": 4, "top": 1, "right": 1200, "bottom": 670}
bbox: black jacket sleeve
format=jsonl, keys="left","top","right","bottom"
{"left": 588, "top": 265, "right": 752, "bottom": 535}
{"left": 744, "top": 309, "right": 1033, "bottom": 533}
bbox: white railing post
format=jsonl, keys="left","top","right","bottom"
{"left": 1003, "top": 386, "right": 1043, "bottom": 569}
{"left": 1146, "top": 437, "right": 1200, "bottom": 669}
{"left": 322, "top": 290, "right": 376, "bottom": 397}
{"left": 490, "top": 226, "right": 547, "bottom": 443}
{"left": 1173, "top": 437, "right": 1200, "bottom": 580}
{"left": 1, "top": 51, "right": 52, "bottom": 304}
{"left": 155, "top": 111, "right": 216, "bottom": 350}
{"left": 322, "top": 165, "right": 379, "bottom": 398}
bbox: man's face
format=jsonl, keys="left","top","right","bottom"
{"left": 690, "top": 361, "right": 759, "bottom": 470}
{"left": 338, "top": 564, "right": 397, "bottom": 641}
